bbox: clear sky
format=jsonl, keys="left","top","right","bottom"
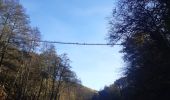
{"left": 20, "top": 0, "right": 124, "bottom": 90}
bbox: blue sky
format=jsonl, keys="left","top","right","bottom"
{"left": 20, "top": 0, "right": 124, "bottom": 90}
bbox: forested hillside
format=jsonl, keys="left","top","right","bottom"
{"left": 0, "top": 0, "right": 95, "bottom": 100}
{"left": 92, "top": 0, "right": 170, "bottom": 100}
{"left": 1, "top": 0, "right": 170, "bottom": 100}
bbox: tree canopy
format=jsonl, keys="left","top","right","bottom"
{"left": 106, "top": 0, "right": 170, "bottom": 100}
{"left": 0, "top": 1, "right": 96, "bottom": 100}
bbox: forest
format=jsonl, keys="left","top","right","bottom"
{"left": 92, "top": 0, "right": 170, "bottom": 100}
{"left": 0, "top": 0, "right": 96, "bottom": 100}
{"left": 0, "top": 0, "right": 170, "bottom": 100}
